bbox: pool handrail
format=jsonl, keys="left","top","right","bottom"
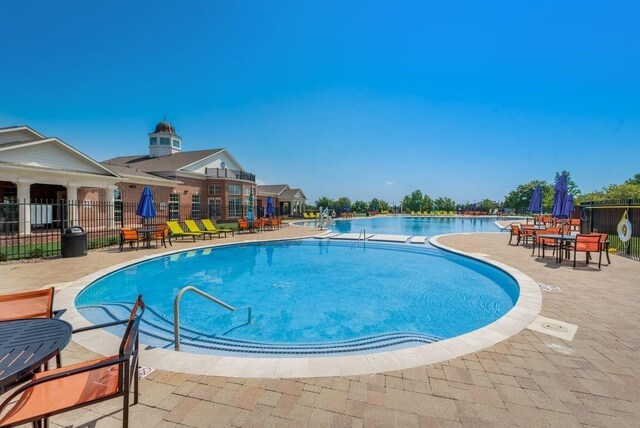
{"left": 174, "top": 285, "right": 252, "bottom": 351}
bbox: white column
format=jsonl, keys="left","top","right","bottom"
{"left": 106, "top": 185, "right": 118, "bottom": 229}
{"left": 17, "top": 179, "right": 33, "bottom": 236}
{"left": 66, "top": 183, "right": 79, "bottom": 225}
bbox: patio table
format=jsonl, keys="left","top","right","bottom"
{"left": 0, "top": 318, "right": 72, "bottom": 394}
{"left": 537, "top": 234, "right": 576, "bottom": 263}
{"left": 137, "top": 227, "right": 159, "bottom": 249}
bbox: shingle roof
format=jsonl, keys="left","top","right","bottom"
{"left": 280, "top": 188, "right": 306, "bottom": 199}
{"left": 100, "top": 163, "right": 179, "bottom": 185}
{"left": 257, "top": 184, "right": 289, "bottom": 196}
{"left": 102, "top": 149, "right": 224, "bottom": 172}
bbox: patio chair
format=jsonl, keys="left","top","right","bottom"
{"left": 0, "top": 287, "right": 64, "bottom": 368}
{"left": 589, "top": 232, "right": 611, "bottom": 265}
{"left": 119, "top": 228, "right": 144, "bottom": 251}
{"left": 184, "top": 219, "right": 216, "bottom": 239}
{"left": 532, "top": 227, "right": 560, "bottom": 258}
{"left": 153, "top": 226, "right": 171, "bottom": 248}
{"left": 573, "top": 234, "right": 603, "bottom": 270}
{"left": 268, "top": 217, "right": 281, "bottom": 230}
{"left": 508, "top": 224, "right": 522, "bottom": 245}
{"left": 0, "top": 296, "right": 145, "bottom": 428}
{"left": 166, "top": 221, "right": 204, "bottom": 243}
{"left": 237, "top": 219, "right": 251, "bottom": 233}
{"left": 200, "top": 219, "right": 235, "bottom": 238}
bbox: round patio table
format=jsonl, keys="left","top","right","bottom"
{"left": 0, "top": 318, "right": 72, "bottom": 393}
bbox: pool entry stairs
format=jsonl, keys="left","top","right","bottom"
{"left": 77, "top": 302, "right": 442, "bottom": 356}
{"left": 315, "top": 232, "right": 429, "bottom": 244}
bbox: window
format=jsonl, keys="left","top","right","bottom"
{"left": 114, "top": 188, "right": 122, "bottom": 223}
{"left": 172, "top": 139, "right": 181, "bottom": 148}
{"left": 228, "top": 184, "right": 241, "bottom": 195}
{"left": 169, "top": 193, "right": 180, "bottom": 220}
{"left": 160, "top": 137, "right": 171, "bottom": 146}
{"left": 191, "top": 194, "right": 200, "bottom": 219}
{"left": 208, "top": 184, "right": 221, "bottom": 195}
{"left": 243, "top": 186, "right": 251, "bottom": 197}
{"left": 229, "top": 197, "right": 242, "bottom": 218}
{"left": 149, "top": 137, "right": 157, "bottom": 145}
{"left": 208, "top": 198, "right": 221, "bottom": 219}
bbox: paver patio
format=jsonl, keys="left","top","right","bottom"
{"left": 1, "top": 227, "right": 639, "bottom": 427}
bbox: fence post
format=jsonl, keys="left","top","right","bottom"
{"left": 627, "top": 198, "right": 632, "bottom": 256}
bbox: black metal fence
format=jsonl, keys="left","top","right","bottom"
{"left": 579, "top": 199, "right": 640, "bottom": 260}
{"left": 0, "top": 200, "right": 279, "bottom": 261}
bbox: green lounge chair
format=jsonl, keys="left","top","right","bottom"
{"left": 184, "top": 219, "right": 218, "bottom": 239}
{"left": 166, "top": 221, "right": 204, "bottom": 243}
{"left": 201, "top": 218, "right": 235, "bottom": 238}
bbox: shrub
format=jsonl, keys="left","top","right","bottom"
{"left": 0, "top": 252, "right": 6, "bottom": 262}
{"left": 28, "top": 248, "right": 44, "bottom": 259}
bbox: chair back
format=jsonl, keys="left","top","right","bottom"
{"left": 590, "top": 233, "right": 608, "bottom": 249}
{"left": 238, "top": 219, "right": 248, "bottom": 229}
{"left": 120, "top": 296, "right": 145, "bottom": 358}
{"left": 0, "top": 287, "right": 55, "bottom": 321}
{"left": 201, "top": 218, "right": 216, "bottom": 231}
{"left": 510, "top": 224, "right": 521, "bottom": 235}
{"left": 166, "top": 221, "right": 185, "bottom": 234}
{"left": 575, "top": 234, "right": 601, "bottom": 252}
{"left": 121, "top": 228, "right": 139, "bottom": 241}
{"left": 561, "top": 224, "right": 571, "bottom": 235}
{"left": 155, "top": 226, "right": 169, "bottom": 238}
{"left": 184, "top": 219, "right": 201, "bottom": 233}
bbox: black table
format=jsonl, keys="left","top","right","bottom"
{"left": 0, "top": 318, "right": 72, "bottom": 393}
{"left": 538, "top": 234, "right": 576, "bottom": 263}
{"left": 137, "top": 227, "right": 159, "bottom": 249}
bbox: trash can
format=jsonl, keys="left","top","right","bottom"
{"left": 61, "top": 226, "right": 87, "bottom": 258}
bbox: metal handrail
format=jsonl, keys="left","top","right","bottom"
{"left": 174, "top": 285, "right": 251, "bottom": 351}
{"left": 357, "top": 228, "right": 366, "bottom": 245}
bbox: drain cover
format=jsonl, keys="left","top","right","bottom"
{"left": 542, "top": 322, "right": 568, "bottom": 332}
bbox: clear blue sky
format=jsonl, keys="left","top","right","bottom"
{"left": 1, "top": 1, "right": 639, "bottom": 204}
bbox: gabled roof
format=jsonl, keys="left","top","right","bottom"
{"left": 281, "top": 188, "right": 306, "bottom": 200}
{"left": 0, "top": 125, "right": 45, "bottom": 139}
{"left": 100, "top": 163, "right": 180, "bottom": 186}
{"left": 103, "top": 149, "right": 224, "bottom": 173}
{"left": 257, "top": 184, "right": 289, "bottom": 196}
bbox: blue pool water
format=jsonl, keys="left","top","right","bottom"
{"left": 295, "top": 216, "right": 519, "bottom": 235}
{"left": 76, "top": 239, "right": 519, "bottom": 356}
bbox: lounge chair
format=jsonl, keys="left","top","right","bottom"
{"left": 303, "top": 213, "right": 311, "bottom": 219}
{"left": 185, "top": 219, "right": 219, "bottom": 239}
{"left": 0, "top": 287, "right": 64, "bottom": 368}
{"left": 166, "top": 221, "right": 204, "bottom": 243}
{"left": 201, "top": 219, "right": 234, "bottom": 237}
{"left": 0, "top": 296, "right": 144, "bottom": 428}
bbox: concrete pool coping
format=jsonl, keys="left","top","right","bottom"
{"left": 54, "top": 232, "right": 542, "bottom": 378}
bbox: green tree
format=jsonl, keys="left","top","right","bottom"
{"left": 504, "top": 181, "right": 554, "bottom": 213}
{"left": 377, "top": 199, "right": 390, "bottom": 212}
{"left": 478, "top": 198, "right": 496, "bottom": 213}
{"left": 422, "top": 195, "right": 433, "bottom": 212}
{"left": 335, "top": 196, "right": 352, "bottom": 212}
{"left": 601, "top": 183, "right": 640, "bottom": 200}
{"left": 434, "top": 197, "right": 456, "bottom": 211}
{"left": 351, "top": 200, "right": 368, "bottom": 213}
{"left": 315, "top": 196, "right": 334, "bottom": 210}
{"left": 625, "top": 173, "right": 640, "bottom": 185}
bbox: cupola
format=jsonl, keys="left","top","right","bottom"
{"left": 148, "top": 118, "right": 181, "bottom": 157}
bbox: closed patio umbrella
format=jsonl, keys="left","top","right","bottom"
{"left": 561, "top": 193, "right": 575, "bottom": 219}
{"left": 528, "top": 185, "right": 543, "bottom": 213}
{"left": 136, "top": 186, "right": 156, "bottom": 224}
{"left": 266, "top": 196, "right": 274, "bottom": 217}
{"left": 552, "top": 174, "right": 568, "bottom": 218}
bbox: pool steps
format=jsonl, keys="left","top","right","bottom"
{"left": 314, "top": 233, "right": 429, "bottom": 244}
{"left": 78, "top": 303, "right": 441, "bottom": 356}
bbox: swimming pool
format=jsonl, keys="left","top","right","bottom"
{"left": 295, "top": 216, "right": 520, "bottom": 235}
{"left": 76, "top": 239, "right": 519, "bottom": 357}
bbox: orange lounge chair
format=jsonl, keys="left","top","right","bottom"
{"left": 0, "top": 296, "right": 145, "bottom": 428}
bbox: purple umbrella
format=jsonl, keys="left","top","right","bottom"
{"left": 528, "top": 185, "right": 543, "bottom": 213}
{"left": 266, "top": 196, "right": 274, "bottom": 216}
{"left": 552, "top": 174, "right": 568, "bottom": 218}
{"left": 561, "top": 193, "right": 575, "bottom": 219}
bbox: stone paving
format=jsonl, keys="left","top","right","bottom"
{"left": 2, "top": 228, "right": 640, "bottom": 427}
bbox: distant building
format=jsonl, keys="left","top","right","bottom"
{"left": 257, "top": 184, "right": 306, "bottom": 217}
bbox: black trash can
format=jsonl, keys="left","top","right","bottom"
{"left": 61, "top": 226, "right": 87, "bottom": 258}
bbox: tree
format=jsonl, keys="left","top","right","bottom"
{"left": 335, "top": 196, "right": 352, "bottom": 212}
{"left": 377, "top": 199, "right": 390, "bottom": 212}
{"left": 315, "top": 197, "right": 334, "bottom": 210}
{"left": 600, "top": 183, "right": 640, "bottom": 199}
{"left": 351, "top": 200, "right": 368, "bottom": 213}
{"left": 504, "top": 181, "right": 554, "bottom": 213}
{"left": 625, "top": 173, "right": 640, "bottom": 185}
{"left": 555, "top": 170, "right": 581, "bottom": 196}
{"left": 478, "top": 198, "right": 496, "bottom": 213}
{"left": 422, "top": 195, "right": 433, "bottom": 212}
{"left": 434, "top": 197, "right": 456, "bottom": 211}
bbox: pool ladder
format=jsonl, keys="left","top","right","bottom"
{"left": 356, "top": 228, "right": 366, "bottom": 247}
{"left": 174, "top": 285, "right": 252, "bottom": 351}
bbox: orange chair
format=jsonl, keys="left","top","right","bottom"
{"left": 573, "top": 234, "right": 603, "bottom": 269}
{"left": 119, "top": 228, "right": 144, "bottom": 251}
{"left": 154, "top": 226, "right": 171, "bottom": 248}
{"left": 0, "top": 287, "right": 64, "bottom": 368}
{"left": 520, "top": 227, "right": 536, "bottom": 245}
{"left": 532, "top": 227, "right": 560, "bottom": 258}
{"left": 509, "top": 224, "right": 522, "bottom": 245}
{"left": 0, "top": 296, "right": 145, "bottom": 428}
{"left": 589, "top": 233, "right": 611, "bottom": 265}
{"left": 268, "top": 217, "right": 281, "bottom": 230}
{"left": 238, "top": 219, "right": 250, "bottom": 233}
